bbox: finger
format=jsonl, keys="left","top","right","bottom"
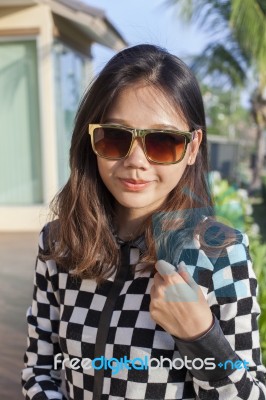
{"left": 150, "top": 281, "right": 163, "bottom": 301}
{"left": 155, "top": 260, "right": 177, "bottom": 278}
{"left": 150, "top": 283, "right": 155, "bottom": 298}
{"left": 155, "top": 261, "right": 199, "bottom": 302}
{"left": 153, "top": 272, "right": 164, "bottom": 286}
{"left": 164, "top": 281, "right": 198, "bottom": 302}
{"left": 178, "top": 261, "right": 198, "bottom": 290}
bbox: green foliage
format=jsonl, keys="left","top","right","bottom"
{"left": 201, "top": 84, "right": 251, "bottom": 137}
{"left": 168, "top": 0, "right": 266, "bottom": 89}
{"left": 210, "top": 172, "right": 250, "bottom": 230}
{"left": 231, "top": 0, "right": 266, "bottom": 87}
{"left": 167, "top": 0, "right": 266, "bottom": 190}
{"left": 210, "top": 173, "right": 266, "bottom": 365}
{"left": 191, "top": 44, "right": 247, "bottom": 88}
{"left": 262, "top": 175, "right": 266, "bottom": 204}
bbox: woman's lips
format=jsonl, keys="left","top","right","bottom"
{"left": 119, "top": 178, "right": 153, "bottom": 191}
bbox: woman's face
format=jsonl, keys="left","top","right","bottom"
{"left": 97, "top": 82, "right": 202, "bottom": 216}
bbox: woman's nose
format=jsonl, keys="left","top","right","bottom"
{"left": 123, "top": 138, "right": 150, "bottom": 169}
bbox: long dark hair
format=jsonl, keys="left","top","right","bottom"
{"left": 48, "top": 44, "right": 219, "bottom": 281}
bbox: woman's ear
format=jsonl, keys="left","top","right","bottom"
{"left": 188, "top": 130, "right": 202, "bottom": 165}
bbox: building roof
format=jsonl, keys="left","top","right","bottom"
{"left": 0, "top": 0, "right": 128, "bottom": 51}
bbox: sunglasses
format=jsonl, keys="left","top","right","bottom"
{"left": 88, "top": 124, "right": 194, "bottom": 164}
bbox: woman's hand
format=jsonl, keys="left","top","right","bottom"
{"left": 150, "top": 260, "right": 214, "bottom": 340}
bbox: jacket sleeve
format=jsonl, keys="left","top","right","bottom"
{"left": 174, "top": 232, "right": 266, "bottom": 399}
{"left": 22, "top": 227, "right": 68, "bottom": 400}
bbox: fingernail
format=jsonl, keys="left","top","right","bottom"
{"left": 156, "top": 260, "right": 176, "bottom": 275}
{"left": 178, "top": 261, "right": 186, "bottom": 271}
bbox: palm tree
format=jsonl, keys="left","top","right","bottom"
{"left": 167, "top": 0, "right": 266, "bottom": 191}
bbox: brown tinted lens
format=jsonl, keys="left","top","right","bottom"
{"left": 93, "top": 127, "right": 132, "bottom": 158}
{"left": 145, "top": 132, "right": 186, "bottom": 163}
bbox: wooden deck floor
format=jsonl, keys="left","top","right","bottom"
{"left": 0, "top": 232, "right": 39, "bottom": 400}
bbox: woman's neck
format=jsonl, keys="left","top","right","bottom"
{"left": 115, "top": 205, "right": 149, "bottom": 241}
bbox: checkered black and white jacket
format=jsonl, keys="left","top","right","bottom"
{"left": 22, "top": 223, "right": 266, "bottom": 400}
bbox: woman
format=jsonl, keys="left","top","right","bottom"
{"left": 22, "top": 44, "right": 266, "bottom": 399}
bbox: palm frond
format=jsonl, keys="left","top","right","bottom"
{"left": 190, "top": 43, "right": 247, "bottom": 87}
{"left": 231, "top": 0, "right": 266, "bottom": 86}
{"left": 257, "top": 0, "right": 266, "bottom": 16}
{"left": 166, "top": 0, "right": 232, "bottom": 29}
{"left": 165, "top": 0, "right": 266, "bottom": 88}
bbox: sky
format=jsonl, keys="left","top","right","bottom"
{"left": 84, "top": 0, "right": 209, "bottom": 74}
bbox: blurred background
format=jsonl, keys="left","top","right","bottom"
{"left": 0, "top": 0, "right": 265, "bottom": 398}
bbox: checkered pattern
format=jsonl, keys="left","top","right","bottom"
{"left": 22, "top": 225, "right": 266, "bottom": 399}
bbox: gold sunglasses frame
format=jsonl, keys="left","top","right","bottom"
{"left": 88, "top": 124, "right": 194, "bottom": 164}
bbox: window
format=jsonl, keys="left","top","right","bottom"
{"left": 53, "top": 42, "right": 92, "bottom": 187}
{"left": 0, "top": 40, "right": 43, "bottom": 205}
